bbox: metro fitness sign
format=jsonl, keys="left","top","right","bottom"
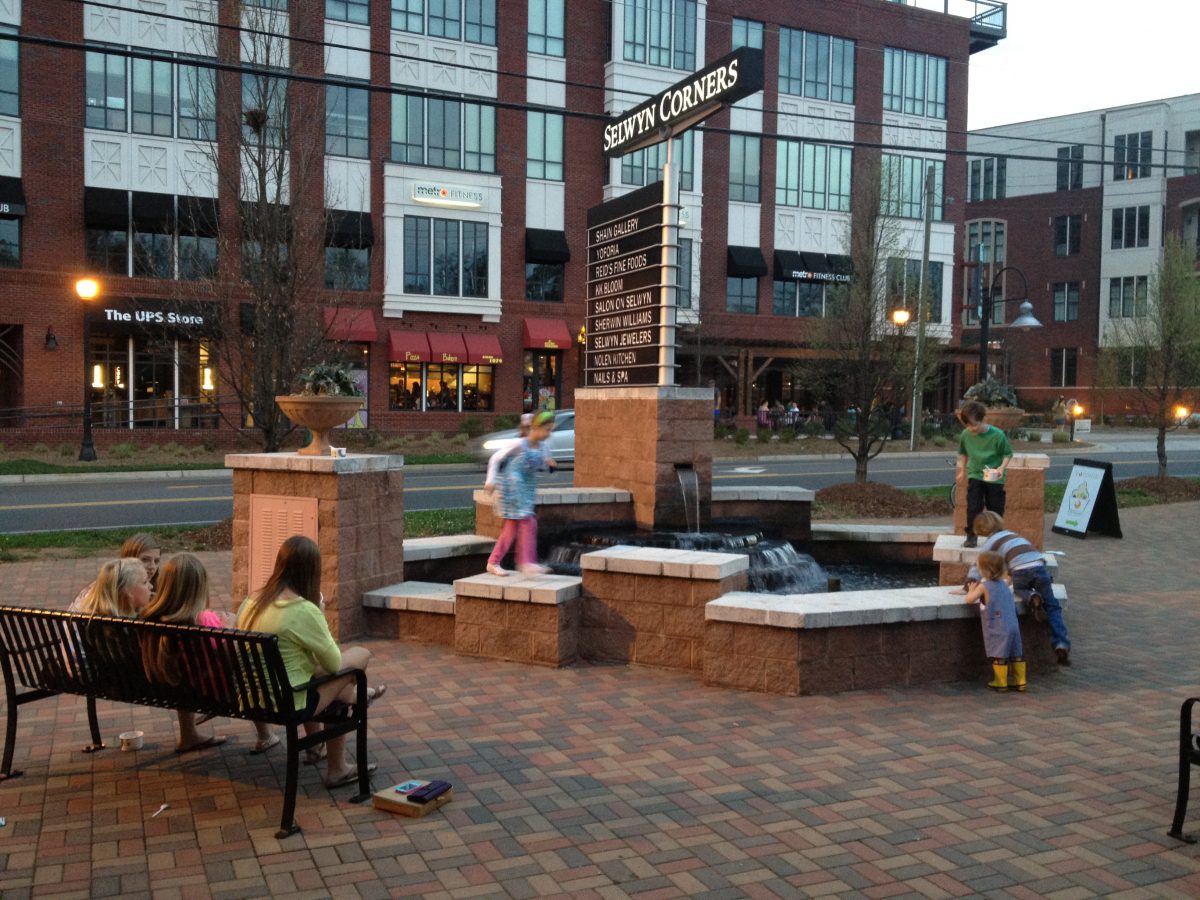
{"left": 602, "top": 46, "right": 764, "bottom": 157}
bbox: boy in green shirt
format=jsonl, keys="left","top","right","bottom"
{"left": 956, "top": 400, "right": 1013, "bottom": 548}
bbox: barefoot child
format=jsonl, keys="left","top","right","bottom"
{"left": 485, "top": 410, "right": 557, "bottom": 576}
{"left": 965, "top": 550, "right": 1025, "bottom": 692}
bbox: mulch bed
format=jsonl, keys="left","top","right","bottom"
{"left": 174, "top": 517, "right": 234, "bottom": 552}
{"left": 1117, "top": 476, "right": 1200, "bottom": 503}
{"left": 813, "top": 482, "right": 950, "bottom": 519}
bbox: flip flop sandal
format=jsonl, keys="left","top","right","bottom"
{"left": 303, "top": 744, "right": 328, "bottom": 766}
{"left": 176, "top": 734, "right": 227, "bottom": 754}
{"left": 249, "top": 734, "right": 280, "bottom": 754}
{"left": 324, "top": 761, "right": 377, "bottom": 789}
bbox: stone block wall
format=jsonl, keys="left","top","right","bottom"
{"left": 474, "top": 488, "right": 634, "bottom": 540}
{"left": 580, "top": 547, "right": 749, "bottom": 672}
{"left": 228, "top": 453, "right": 405, "bottom": 640}
{"left": 453, "top": 575, "right": 582, "bottom": 667}
{"left": 364, "top": 608, "right": 455, "bottom": 645}
{"left": 954, "top": 453, "right": 1050, "bottom": 549}
{"left": 711, "top": 487, "right": 814, "bottom": 543}
{"left": 574, "top": 386, "right": 713, "bottom": 531}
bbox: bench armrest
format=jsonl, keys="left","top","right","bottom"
{"left": 293, "top": 667, "right": 369, "bottom": 708}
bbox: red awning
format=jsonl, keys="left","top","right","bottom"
{"left": 388, "top": 329, "right": 431, "bottom": 363}
{"left": 463, "top": 333, "right": 504, "bottom": 365}
{"left": 523, "top": 317, "right": 573, "bottom": 350}
{"left": 323, "top": 307, "right": 378, "bottom": 342}
{"left": 427, "top": 332, "right": 467, "bottom": 364}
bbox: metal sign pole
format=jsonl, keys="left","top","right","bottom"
{"left": 659, "top": 137, "right": 677, "bottom": 387}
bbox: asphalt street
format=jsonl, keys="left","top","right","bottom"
{"left": 1, "top": 431, "right": 1197, "bottom": 533}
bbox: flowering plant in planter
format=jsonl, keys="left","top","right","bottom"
{"left": 276, "top": 362, "right": 364, "bottom": 455}
{"left": 294, "top": 361, "right": 363, "bottom": 397}
{"left": 964, "top": 377, "right": 1019, "bottom": 409}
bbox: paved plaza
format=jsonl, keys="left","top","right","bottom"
{"left": 3, "top": 503, "right": 1200, "bottom": 897}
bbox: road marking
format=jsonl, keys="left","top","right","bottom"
{"left": 732, "top": 466, "right": 767, "bottom": 474}
{"left": 0, "top": 495, "right": 233, "bottom": 511}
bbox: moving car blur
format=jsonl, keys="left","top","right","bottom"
{"left": 469, "top": 410, "right": 576, "bottom": 467}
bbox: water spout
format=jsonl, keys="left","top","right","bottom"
{"left": 676, "top": 464, "right": 700, "bottom": 534}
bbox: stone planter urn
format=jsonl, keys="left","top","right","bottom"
{"left": 985, "top": 406, "right": 1025, "bottom": 433}
{"left": 275, "top": 394, "right": 364, "bottom": 456}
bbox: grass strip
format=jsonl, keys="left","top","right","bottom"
{"left": 0, "top": 460, "right": 226, "bottom": 476}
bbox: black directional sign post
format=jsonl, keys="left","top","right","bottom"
{"left": 585, "top": 182, "right": 667, "bottom": 387}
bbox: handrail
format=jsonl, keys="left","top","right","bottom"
{"left": 885, "top": 0, "right": 1006, "bottom": 32}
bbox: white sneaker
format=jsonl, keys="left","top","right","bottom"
{"left": 486, "top": 564, "right": 509, "bottom": 576}
{"left": 518, "top": 564, "right": 549, "bottom": 576}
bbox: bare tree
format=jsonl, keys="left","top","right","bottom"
{"left": 1101, "top": 233, "right": 1200, "bottom": 478}
{"left": 177, "top": 2, "right": 356, "bottom": 451}
{"left": 791, "top": 156, "right": 935, "bottom": 482}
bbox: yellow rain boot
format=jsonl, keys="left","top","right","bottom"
{"left": 988, "top": 662, "right": 1009, "bottom": 691}
{"left": 1011, "top": 660, "right": 1027, "bottom": 692}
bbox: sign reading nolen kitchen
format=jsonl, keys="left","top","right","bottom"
{"left": 602, "top": 46, "right": 764, "bottom": 158}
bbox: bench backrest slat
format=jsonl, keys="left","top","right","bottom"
{"left": 0, "top": 606, "right": 298, "bottom": 723}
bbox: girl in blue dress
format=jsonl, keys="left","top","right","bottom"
{"left": 965, "top": 550, "right": 1025, "bottom": 692}
{"left": 485, "top": 411, "right": 556, "bottom": 576}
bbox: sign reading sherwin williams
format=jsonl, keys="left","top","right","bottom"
{"left": 602, "top": 46, "right": 764, "bottom": 157}
{"left": 585, "top": 183, "right": 665, "bottom": 387}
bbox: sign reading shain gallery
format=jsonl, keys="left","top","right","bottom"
{"left": 602, "top": 46, "right": 765, "bottom": 157}
{"left": 585, "top": 182, "right": 665, "bottom": 387}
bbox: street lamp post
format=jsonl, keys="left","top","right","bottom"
{"left": 76, "top": 277, "right": 100, "bottom": 462}
{"left": 979, "top": 265, "right": 1042, "bottom": 381}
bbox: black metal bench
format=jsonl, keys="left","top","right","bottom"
{"left": 1170, "top": 697, "right": 1200, "bottom": 842}
{"left": 0, "top": 605, "right": 372, "bottom": 838}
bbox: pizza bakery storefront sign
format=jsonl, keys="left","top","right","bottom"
{"left": 602, "top": 46, "right": 765, "bottom": 157}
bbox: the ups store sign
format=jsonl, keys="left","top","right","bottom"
{"left": 88, "top": 298, "right": 223, "bottom": 338}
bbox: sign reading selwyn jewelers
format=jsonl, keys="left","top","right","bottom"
{"left": 585, "top": 182, "right": 664, "bottom": 387}
{"left": 602, "top": 46, "right": 764, "bottom": 157}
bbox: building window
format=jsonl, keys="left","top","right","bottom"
{"left": 528, "top": 0, "right": 565, "bottom": 55}
{"left": 1054, "top": 214, "right": 1081, "bottom": 256}
{"left": 327, "top": 0, "right": 369, "bottom": 23}
{"left": 965, "top": 220, "right": 1006, "bottom": 325}
{"left": 391, "top": 93, "right": 495, "bottom": 172}
{"left": 729, "top": 135, "right": 760, "bottom": 203}
{"left": 325, "top": 84, "right": 369, "bottom": 158}
{"left": 1108, "top": 275, "right": 1148, "bottom": 318}
{"left": 882, "top": 155, "right": 944, "bottom": 219}
{"left": 179, "top": 233, "right": 217, "bottom": 280}
{"left": 773, "top": 281, "right": 838, "bottom": 317}
{"left": 1113, "top": 130, "right": 1152, "bottom": 181}
{"left": 465, "top": 0, "right": 497, "bottom": 44}
{"left": 1186, "top": 131, "right": 1200, "bottom": 176}
{"left": 523, "top": 351, "right": 560, "bottom": 412}
{"left": 525, "top": 262, "right": 563, "bottom": 301}
{"left": 777, "top": 141, "right": 852, "bottom": 212}
{"left": 131, "top": 55, "right": 173, "bottom": 137}
{"left": 326, "top": 246, "right": 369, "bottom": 291}
{"left": 391, "top": 0, "right": 496, "bottom": 45}
{"left": 1111, "top": 205, "right": 1150, "bottom": 249}
{"left": 968, "top": 157, "right": 1006, "bottom": 202}
{"left": 242, "top": 73, "right": 287, "bottom": 146}
{"left": 178, "top": 60, "right": 216, "bottom": 141}
{"left": 87, "top": 228, "right": 129, "bottom": 275}
{"left": 623, "top": 0, "right": 696, "bottom": 70}
{"left": 1050, "top": 348, "right": 1078, "bottom": 388}
{"left": 85, "top": 50, "right": 127, "bottom": 131}
{"left": 1057, "top": 144, "right": 1083, "bottom": 190}
{"left": 527, "top": 111, "right": 563, "bottom": 180}
{"left": 0, "top": 217, "right": 19, "bottom": 267}
{"left": 732, "top": 18, "right": 763, "bottom": 50}
{"left": 404, "top": 215, "right": 487, "bottom": 298}
{"left": 392, "top": 0, "right": 423, "bottom": 33}
{"left": 1053, "top": 282, "right": 1080, "bottom": 322}
{"left": 883, "top": 47, "right": 946, "bottom": 119}
{"left": 779, "top": 28, "right": 854, "bottom": 105}
{"left": 886, "top": 258, "right": 944, "bottom": 324}
{"left": 0, "top": 26, "right": 17, "bottom": 117}
{"left": 132, "top": 199, "right": 173, "bottom": 279}
{"left": 726, "top": 276, "right": 757, "bottom": 313}
{"left": 619, "top": 130, "right": 694, "bottom": 191}
{"left": 677, "top": 237, "right": 692, "bottom": 309}
{"left": 389, "top": 362, "right": 424, "bottom": 410}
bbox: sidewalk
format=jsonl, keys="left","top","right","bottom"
{"left": 3, "top": 505, "right": 1200, "bottom": 897}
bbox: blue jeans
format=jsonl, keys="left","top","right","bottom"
{"left": 1011, "top": 564, "right": 1070, "bottom": 650}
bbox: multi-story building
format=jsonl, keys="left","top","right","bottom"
{"left": 966, "top": 93, "right": 1200, "bottom": 418}
{"left": 0, "top": 0, "right": 1006, "bottom": 445}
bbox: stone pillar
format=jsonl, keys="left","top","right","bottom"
{"left": 227, "top": 453, "right": 404, "bottom": 639}
{"left": 954, "top": 452, "right": 1050, "bottom": 549}
{"left": 573, "top": 386, "right": 712, "bottom": 531}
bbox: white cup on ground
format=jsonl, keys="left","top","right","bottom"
{"left": 119, "top": 730, "right": 144, "bottom": 751}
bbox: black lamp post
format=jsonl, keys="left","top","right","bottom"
{"left": 76, "top": 277, "right": 100, "bottom": 462}
{"left": 979, "top": 265, "right": 1042, "bottom": 380}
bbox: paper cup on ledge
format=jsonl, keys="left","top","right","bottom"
{"left": 119, "top": 730, "right": 144, "bottom": 751}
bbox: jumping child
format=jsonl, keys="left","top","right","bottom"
{"left": 486, "top": 410, "right": 557, "bottom": 576}
{"left": 956, "top": 400, "right": 1013, "bottom": 547}
{"left": 965, "top": 550, "right": 1025, "bottom": 692}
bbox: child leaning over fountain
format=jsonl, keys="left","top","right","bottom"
{"left": 964, "top": 550, "right": 1025, "bottom": 693}
{"left": 486, "top": 410, "right": 556, "bottom": 576}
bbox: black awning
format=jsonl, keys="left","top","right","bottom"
{"left": 84, "top": 187, "right": 128, "bottom": 230}
{"left": 727, "top": 245, "right": 768, "bottom": 278}
{"left": 131, "top": 191, "right": 175, "bottom": 232}
{"left": 0, "top": 176, "right": 26, "bottom": 216}
{"left": 240, "top": 200, "right": 291, "bottom": 239}
{"left": 828, "top": 253, "right": 854, "bottom": 278}
{"left": 525, "top": 228, "right": 570, "bottom": 263}
{"left": 179, "top": 196, "right": 219, "bottom": 237}
{"left": 326, "top": 210, "right": 374, "bottom": 248}
{"left": 773, "top": 249, "right": 805, "bottom": 281}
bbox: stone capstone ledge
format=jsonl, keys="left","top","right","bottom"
{"left": 1010, "top": 453, "right": 1051, "bottom": 470}
{"left": 812, "top": 523, "right": 951, "bottom": 544}
{"left": 711, "top": 486, "right": 815, "bottom": 503}
{"left": 580, "top": 545, "right": 749, "bottom": 580}
{"left": 932, "top": 534, "right": 1060, "bottom": 576}
{"left": 362, "top": 581, "right": 455, "bottom": 615}
{"left": 225, "top": 452, "right": 404, "bottom": 473}
{"left": 707, "top": 583, "right": 1067, "bottom": 630}
{"left": 473, "top": 487, "right": 633, "bottom": 507}
{"left": 403, "top": 534, "right": 495, "bottom": 562}
{"left": 454, "top": 573, "right": 582, "bottom": 605}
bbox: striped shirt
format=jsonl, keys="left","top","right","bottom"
{"left": 967, "top": 530, "right": 1044, "bottom": 581}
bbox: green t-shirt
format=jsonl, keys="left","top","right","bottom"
{"left": 958, "top": 425, "right": 1013, "bottom": 481}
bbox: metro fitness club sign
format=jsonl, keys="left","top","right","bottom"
{"left": 602, "top": 46, "right": 765, "bottom": 157}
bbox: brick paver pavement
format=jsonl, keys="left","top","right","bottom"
{"left": 3, "top": 505, "right": 1200, "bottom": 898}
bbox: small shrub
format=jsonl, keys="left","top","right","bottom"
{"left": 201, "top": 438, "right": 217, "bottom": 453}
{"left": 460, "top": 416, "right": 487, "bottom": 438}
{"left": 714, "top": 421, "right": 734, "bottom": 439}
{"left": 109, "top": 442, "right": 136, "bottom": 459}
{"left": 159, "top": 442, "right": 184, "bottom": 455}
{"left": 803, "top": 419, "right": 826, "bottom": 438}
{"left": 1051, "top": 431, "right": 1070, "bottom": 444}
{"left": 780, "top": 427, "right": 797, "bottom": 443}
{"left": 493, "top": 414, "right": 520, "bottom": 430}
{"left": 932, "top": 434, "right": 947, "bottom": 448}
{"left": 756, "top": 426, "right": 773, "bottom": 443}
{"left": 1025, "top": 430, "right": 1043, "bottom": 442}
{"left": 58, "top": 442, "right": 74, "bottom": 457}
{"left": 31, "top": 442, "right": 50, "bottom": 454}
{"left": 734, "top": 428, "right": 750, "bottom": 445}
{"left": 1134, "top": 415, "right": 1152, "bottom": 428}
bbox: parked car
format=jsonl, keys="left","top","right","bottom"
{"left": 470, "top": 410, "right": 576, "bottom": 467}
